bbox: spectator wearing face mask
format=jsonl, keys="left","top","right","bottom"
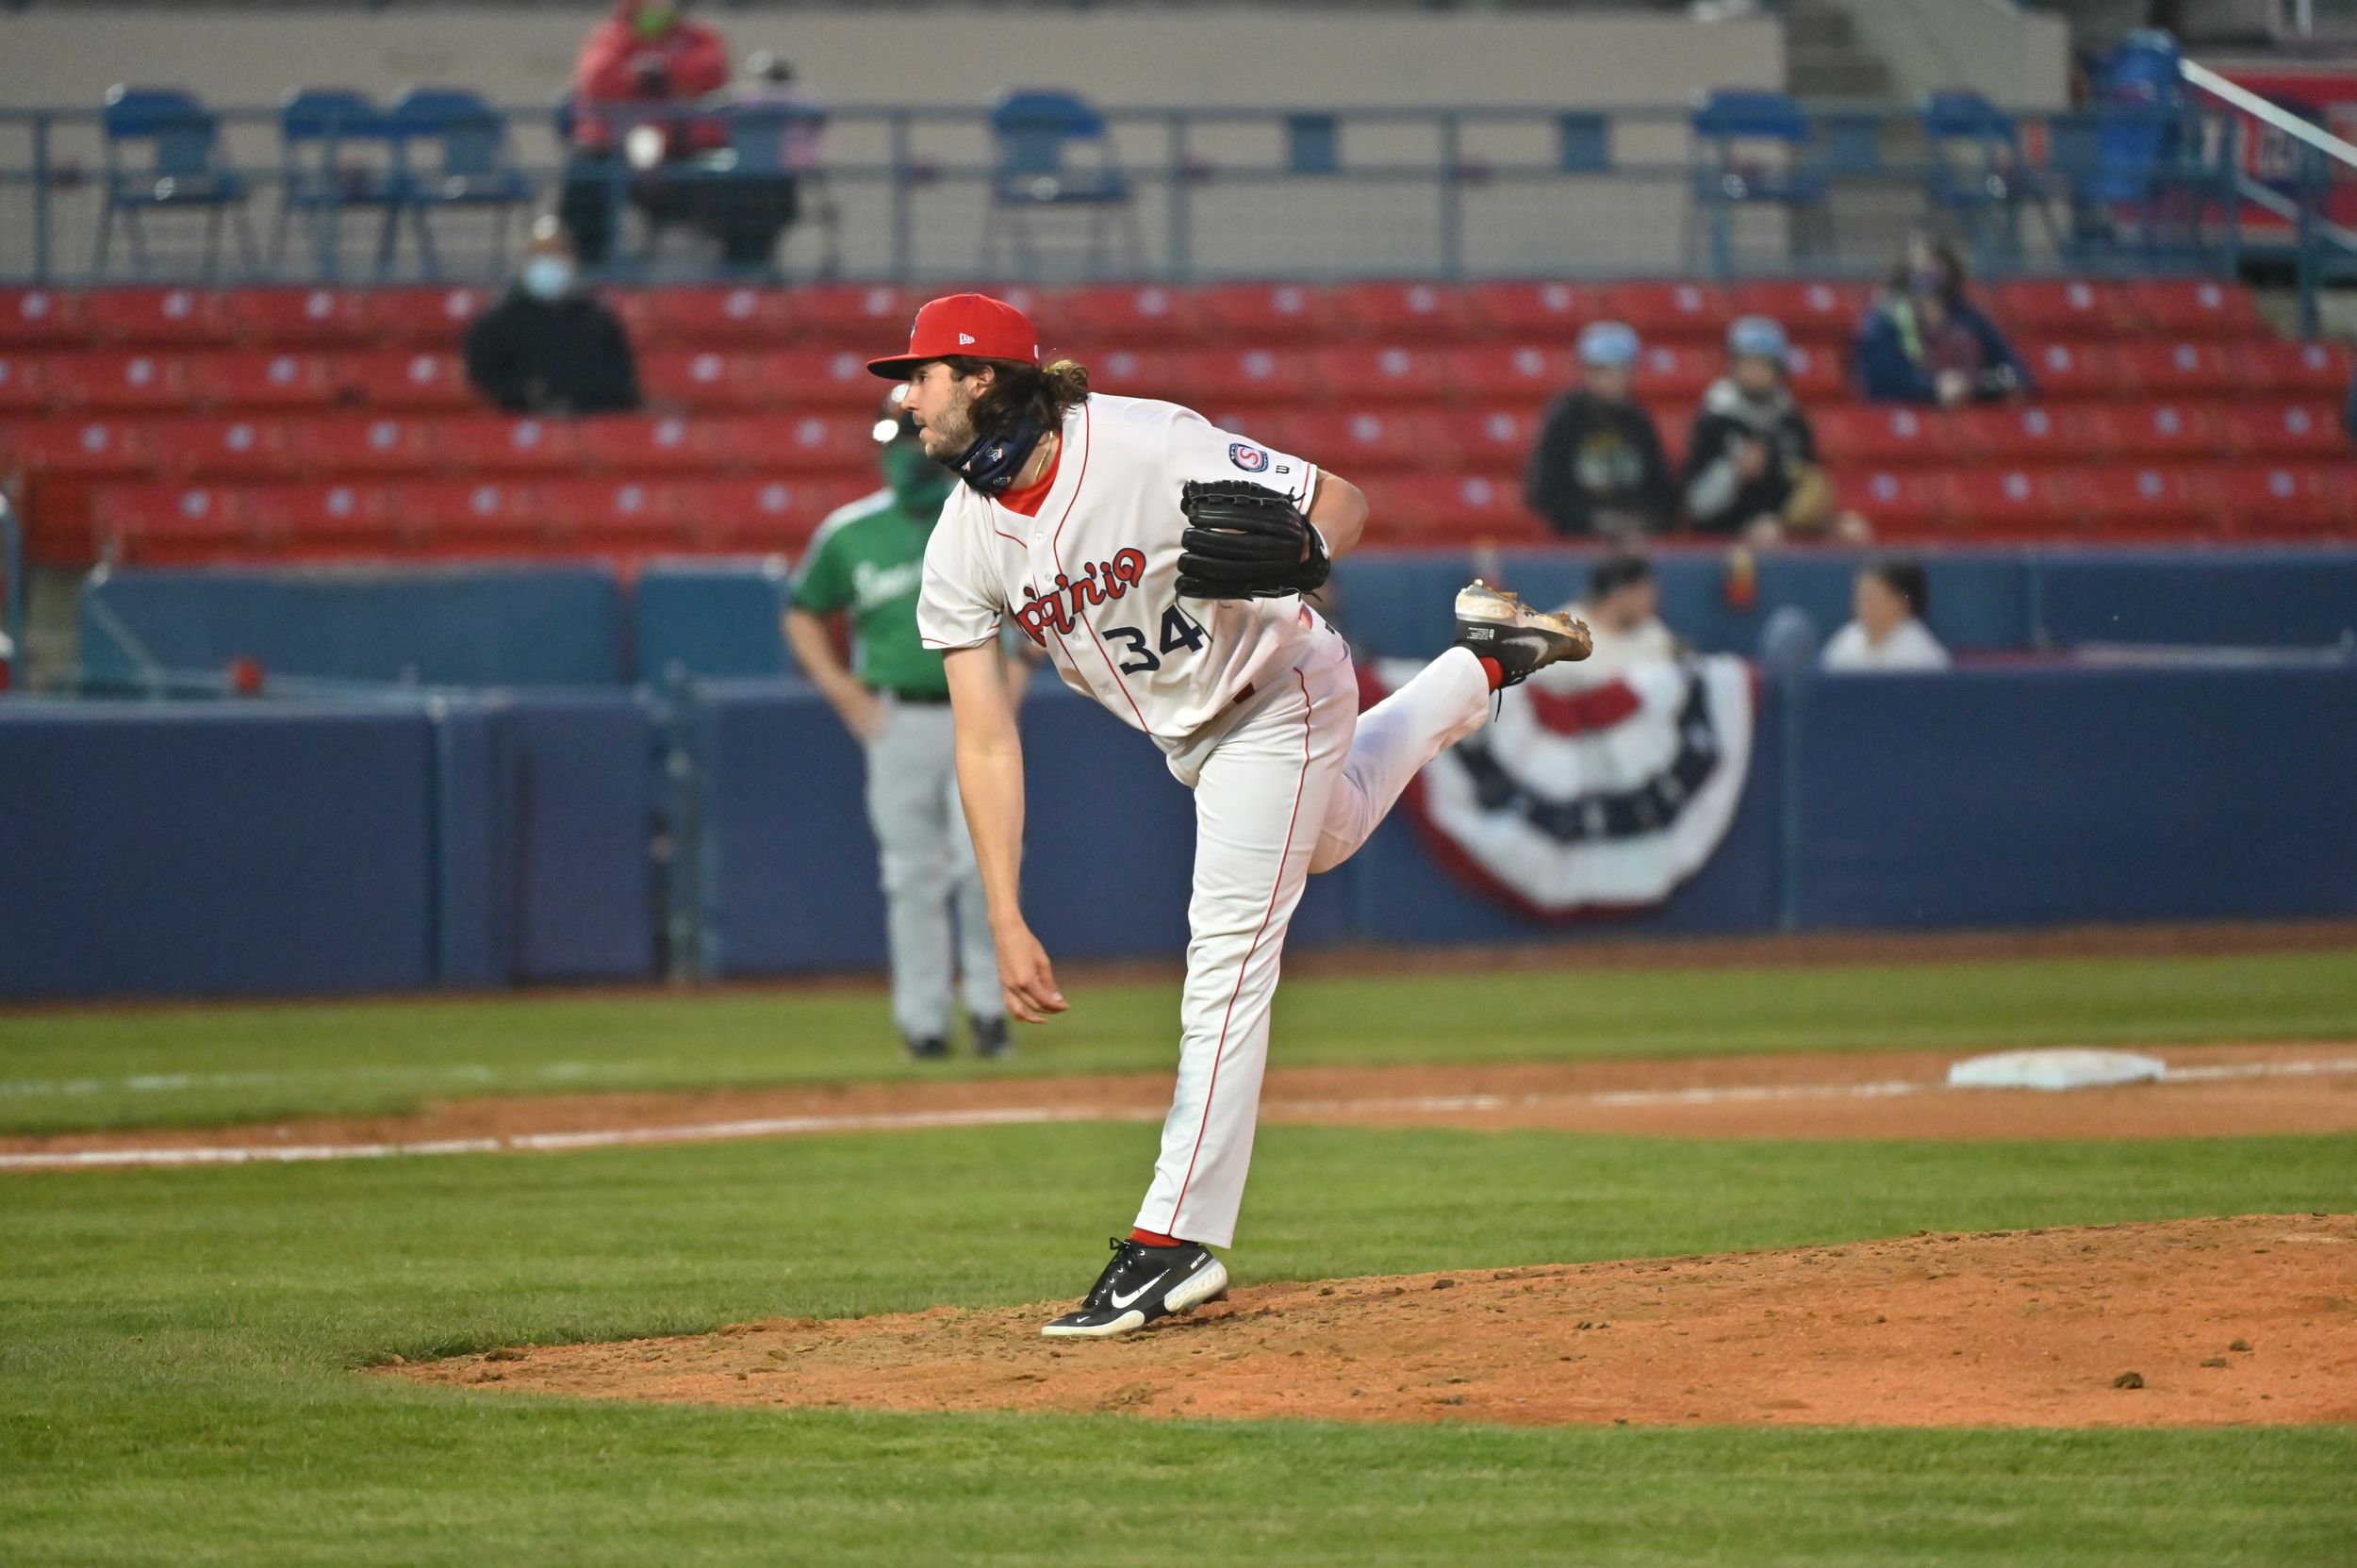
{"left": 1525, "top": 321, "right": 1678, "bottom": 539}
{"left": 1684, "top": 316, "right": 1859, "bottom": 544}
{"left": 1821, "top": 557, "right": 1951, "bottom": 673}
{"left": 463, "top": 219, "right": 641, "bottom": 416}
{"left": 560, "top": 0, "right": 733, "bottom": 265}
{"left": 1854, "top": 235, "right": 2033, "bottom": 407}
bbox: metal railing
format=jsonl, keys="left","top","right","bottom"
{"left": 0, "top": 97, "right": 2268, "bottom": 287}
{"left": 2180, "top": 56, "right": 2357, "bottom": 334}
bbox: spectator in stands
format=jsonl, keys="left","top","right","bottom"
{"left": 1525, "top": 322, "right": 1677, "bottom": 539}
{"left": 1854, "top": 235, "right": 2032, "bottom": 407}
{"left": 784, "top": 389, "right": 1022, "bottom": 1062}
{"left": 463, "top": 218, "right": 641, "bottom": 416}
{"left": 1684, "top": 316, "right": 1845, "bottom": 544}
{"left": 560, "top": 0, "right": 733, "bottom": 265}
{"left": 691, "top": 50, "right": 824, "bottom": 270}
{"left": 1572, "top": 551, "right": 1679, "bottom": 675}
{"left": 1821, "top": 558, "right": 1951, "bottom": 673}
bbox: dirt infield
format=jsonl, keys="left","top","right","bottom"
{"left": 7, "top": 1042, "right": 2356, "bottom": 1171}
{"left": 389, "top": 1213, "right": 2357, "bottom": 1428}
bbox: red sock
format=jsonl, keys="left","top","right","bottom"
{"left": 1476, "top": 654, "right": 1507, "bottom": 692}
{"left": 1129, "top": 1227, "right": 1184, "bottom": 1248}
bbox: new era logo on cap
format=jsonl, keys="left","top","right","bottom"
{"left": 867, "top": 293, "right": 1044, "bottom": 378}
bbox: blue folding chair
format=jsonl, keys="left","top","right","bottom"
{"left": 1923, "top": 90, "right": 2060, "bottom": 266}
{"left": 386, "top": 87, "right": 534, "bottom": 278}
{"left": 1686, "top": 89, "right": 1833, "bottom": 275}
{"left": 273, "top": 88, "right": 404, "bottom": 279}
{"left": 95, "top": 86, "right": 258, "bottom": 279}
{"left": 980, "top": 88, "right": 1144, "bottom": 277}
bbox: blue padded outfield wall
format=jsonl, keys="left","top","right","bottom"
{"left": 69, "top": 548, "right": 2357, "bottom": 693}
{"left": 3, "top": 660, "right": 2353, "bottom": 999}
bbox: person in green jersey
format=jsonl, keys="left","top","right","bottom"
{"left": 784, "top": 390, "right": 1026, "bottom": 1059}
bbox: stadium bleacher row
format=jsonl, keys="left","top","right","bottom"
{"left": 3, "top": 276, "right": 2351, "bottom": 565}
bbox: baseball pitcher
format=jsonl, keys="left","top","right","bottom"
{"left": 874, "top": 294, "right": 1589, "bottom": 1337}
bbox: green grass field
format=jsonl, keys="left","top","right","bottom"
{"left": 3, "top": 949, "right": 2355, "bottom": 1564}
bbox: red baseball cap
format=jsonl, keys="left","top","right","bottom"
{"left": 866, "top": 293, "right": 1041, "bottom": 379}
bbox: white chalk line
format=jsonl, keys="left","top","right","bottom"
{"left": 5, "top": 1056, "right": 2353, "bottom": 1174}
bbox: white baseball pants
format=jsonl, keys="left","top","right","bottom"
{"left": 1136, "top": 620, "right": 1492, "bottom": 1248}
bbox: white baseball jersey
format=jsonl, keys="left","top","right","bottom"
{"left": 915, "top": 394, "right": 1321, "bottom": 743}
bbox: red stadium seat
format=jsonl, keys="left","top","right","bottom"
{"left": 1810, "top": 404, "right": 1957, "bottom": 466}
{"left": 0, "top": 288, "right": 87, "bottom": 349}
{"left": 1369, "top": 473, "right": 1544, "bottom": 543}
{"left": 1197, "top": 283, "right": 1337, "bottom": 345}
{"left": 1328, "top": 282, "right": 1474, "bottom": 340}
{"left": 82, "top": 287, "right": 229, "bottom": 347}
{"left": 1083, "top": 346, "right": 1178, "bottom": 398}
{"left": 1948, "top": 466, "right": 2081, "bottom": 536}
{"left": 2219, "top": 400, "right": 2346, "bottom": 458}
{"left": 384, "top": 477, "right": 542, "bottom": 542}
{"left": 675, "top": 474, "right": 878, "bottom": 550}
{"left": 141, "top": 415, "right": 291, "bottom": 479}
{"left": 2225, "top": 338, "right": 2353, "bottom": 397}
{"left": 1630, "top": 343, "right": 1715, "bottom": 402}
{"left": 2078, "top": 401, "right": 2228, "bottom": 462}
{"left": 1261, "top": 409, "right": 1460, "bottom": 473}
{"left": 186, "top": 350, "right": 338, "bottom": 410}
{"left": 705, "top": 412, "right": 877, "bottom": 475}
{"left": 0, "top": 354, "right": 47, "bottom": 413}
{"left": 277, "top": 413, "right": 437, "bottom": 475}
{"left": 532, "top": 476, "right": 685, "bottom": 547}
{"left": 1783, "top": 343, "right": 1846, "bottom": 401}
{"left": 42, "top": 351, "right": 191, "bottom": 411}
{"left": 92, "top": 481, "right": 249, "bottom": 553}
{"left": 2206, "top": 463, "right": 2350, "bottom": 537}
{"left": 2123, "top": 278, "right": 2270, "bottom": 339}
{"left": 1461, "top": 280, "right": 1601, "bottom": 339}
{"left": 3, "top": 416, "right": 152, "bottom": 476}
{"left": 1164, "top": 347, "right": 1313, "bottom": 405}
{"left": 363, "top": 287, "right": 493, "bottom": 344}
{"left": 1946, "top": 403, "right": 2096, "bottom": 464}
{"left": 1442, "top": 342, "right": 1576, "bottom": 404}
{"left": 1839, "top": 468, "right": 1952, "bottom": 538}
{"left": 1450, "top": 405, "right": 1541, "bottom": 471}
{"left": 2074, "top": 464, "right": 2215, "bottom": 537}
{"left": 430, "top": 414, "right": 585, "bottom": 473}
{"left": 1306, "top": 345, "right": 1451, "bottom": 404}
{"left": 638, "top": 348, "right": 766, "bottom": 410}
{"left": 1726, "top": 279, "right": 1871, "bottom": 342}
{"left": 1053, "top": 284, "right": 1203, "bottom": 345}
{"left": 1597, "top": 281, "right": 1734, "bottom": 341}
{"left": 1987, "top": 278, "right": 2138, "bottom": 338}
{"left": 742, "top": 346, "right": 882, "bottom": 410}
{"left": 241, "top": 480, "right": 401, "bottom": 551}
{"left": 331, "top": 350, "right": 477, "bottom": 409}
{"left": 2021, "top": 340, "right": 2128, "bottom": 401}
{"left": 2114, "top": 340, "right": 2241, "bottom": 398}
{"left": 222, "top": 287, "right": 375, "bottom": 348}
{"left": 780, "top": 284, "right": 915, "bottom": 346}
{"left": 639, "top": 285, "right": 791, "bottom": 346}
{"left": 573, "top": 412, "right": 722, "bottom": 472}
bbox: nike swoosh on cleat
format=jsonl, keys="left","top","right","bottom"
{"left": 1108, "top": 1269, "right": 1171, "bottom": 1310}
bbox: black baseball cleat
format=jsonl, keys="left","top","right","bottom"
{"left": 1040, "top": 1237, "right": 1230, "bottom": 1339}
{"left": 971, "top": 1015, "right": 1013, "bottom": 1060}
{"left": 904, "top": 1034, "right": 950, "bottom": 1062}
{"left": 1451, "top": 580, "right": 1591, "bottom": 687}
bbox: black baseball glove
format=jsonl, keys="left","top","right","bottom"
{"left": 1175, "top": 479, "right": 1330, "bottom": 601}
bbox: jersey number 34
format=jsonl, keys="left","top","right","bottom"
{"left": 1103, "top": 604, "right": 1210, "bottom": 674}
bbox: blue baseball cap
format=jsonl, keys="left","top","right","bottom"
{"left": 1726, "top": 315, "right": 1790, "bottom": 363}
{"left": 1576, "top": 320, "right": 1640, "bottom": 369}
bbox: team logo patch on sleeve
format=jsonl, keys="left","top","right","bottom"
{"left": 1228, "top": 442, "right": 1270, "bottom": 472}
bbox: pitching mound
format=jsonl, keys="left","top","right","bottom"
{"left": 391, "top": 1213, "right": 2357, "bottom": 1428}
